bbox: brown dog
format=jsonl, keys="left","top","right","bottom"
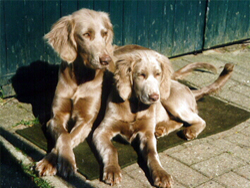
{"left": 36, "top": 8, "right": 114, "bottom": 177}
{"left": 93, "top": 46, "right": 177, "bottom": 187}
{"left": 93, "top": 45, "right": 233, "bottom": 187}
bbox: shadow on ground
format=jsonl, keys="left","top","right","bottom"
{"left": 11, "top": 60, "right": 59, "bottom": 125}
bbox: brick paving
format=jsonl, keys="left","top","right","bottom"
{"left": 0, "top": 43, "right": 249, "bottom": 187}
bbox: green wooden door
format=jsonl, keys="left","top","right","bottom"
{"left": 0, "top": 0, "right": 249, "bottom": 88}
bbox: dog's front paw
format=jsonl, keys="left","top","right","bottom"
{"left": 183, "top": 128, "right": 198, "bottom": 140}
{"left": 36, "top": 150, "right": 57, "bottom": 176}
{"left": 152, "top": 169, "right": 173, "bottom": 188}
{"left": 155, "top": 126, "right": 166, "bottom": 138}
{"left": 57, "top": 147, "right": 77, "bottom": 177}
{"left": 103, "top": 165, "right": 122, "bottom": 186}
{"left": 155, "top": 121, "right": 183, "bottom": 138}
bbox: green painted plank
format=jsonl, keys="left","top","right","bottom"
{"left": 136, "top": 0, "right": 150, "bottom": 48}
{"left": 194, "top": 0, "right": 206, "bottom": 51}
{"left": 123, "top": 1, "right": 138, "bottom": 45}
{"left": 61, "top": 0, "right": 78, "bottom": 16}
{"left": 110, "top": 0, "right": 124, "bottom": 46}
{"left": 4, "top": 0, "right": 26, "bottom": 74}
{"left": 94, "top": 0, "right": 110, "bottom": 12}
{"left": 172, "top": 0, "right": 186, "bottom": 56}
{"left": 148, "top": 0, "right": 164, "bottom": 52}
{"left": 204, "top": 0, "right": 229, "bottom": 48}
{"left": 78, "top": 0, "right": 94, "bottom": 9}
{"left": 204, "top": 0, "right": 250, "bottom": 49}
{"left": 43, "top": 0, "right": 61, "bottom": 64}
{"left": 224, "top": 1, "right": 239, "bottom": 43}
{"left": 0, "top": 1, "right": 6, "bottom": 78}
{"left": 161, "top": 0, "right": 175, "bottom": 57}
{"left": 183, "top": 1, "right": 198, "bottom": 53}
{"left": 21, "top": 1, "right": 44, "bottom": 65}
{"left": 235, "top": 1, "right": 250, "bottom": 40}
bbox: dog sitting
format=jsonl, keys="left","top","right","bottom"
{"left": 36, "top": 8, "right": 115, "bottom": 177}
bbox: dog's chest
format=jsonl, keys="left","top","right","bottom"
{"left": 119, "top": 105, "right": 156, "bottom": 141}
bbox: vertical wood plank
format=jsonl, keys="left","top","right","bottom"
{"left": 182, "top": 1, "right": 197, "bottom": 53}
{"left": 21, "top": 0, "right": 44, "bottom": 65}
{"left": 61, "top": 0, "right": 78, "bottom": 16}
{"left": 0, "top": 0, "right": 6, "bottom": 77}
{"left": 224, "top": 1, "right": 239, "bottom": 43}
{"left": 161, "top": 0, "right": 175, "bottom": 57}
{"left": 136, "top": 0, "right": 150, "bottom": 48}
{"left": 93, "top": 0, "right": 110, "bottom": 12}
{"left": 123, "top": 1, "right": 138, "bottom": 45}
{"left": 237, "top": 1, "right": 250, "bottom": 39}
{"left": 4, "top": 0, "right": 25, "bottom": 74}
{"left": 43, "top": 0, "right": 61, "bottom": 64}
{"left": 78, "top": 0, "right": 94, "bottom": 10}
{"left": 148, "top": 0, "right": 164, "bottom": 52}
{"left": 172, "top": 0, "right": 186, "bottom": 56}
{"left": 110, "top": 0, "right": 124, "bottom": 46}
{"left": 195, "top": 0, "right": 206, "bottom": 51}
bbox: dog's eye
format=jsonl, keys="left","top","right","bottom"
{"left": 83, "top": 32, "right": 91, "bottom": 38}
{"left": 102, "top": 31, "right": 108, "bottom": 38}
{"left": 155, "top": 72, "right": 161, "bottom": 77}
{"left": 139, "top": 73, "right": 146, "bottom": 79}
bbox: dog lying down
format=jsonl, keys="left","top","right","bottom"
{"left": 93, "top": 45, "right": 234, "bottom": 187}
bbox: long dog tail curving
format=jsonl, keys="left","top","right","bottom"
{"left": 172, "top": 62, "right": 234, "bottom": 101}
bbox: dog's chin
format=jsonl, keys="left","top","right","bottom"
{"left": 140, "top": 96, "right": 156, "bottom": 105}
{"left": 87, "top": 60, "right": 108, "bottom": 70}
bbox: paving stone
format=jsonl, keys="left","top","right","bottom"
{"left": 218, "top": 90, "right": 250, "bottom": 111}
{"left": 208, "top": 138, "right": 250, "bottom": 162}
{"left": 191, "top": 153, "right": 246, "bottom": 178}
{"left": 159, "top": 154, "right": 209, "bottom": 187}
{"left": 224, "top": 132, "right": 250, "bottom": 147}
{"left": 214, "top": 171, "right": 250, "bottom": 188}
{"left": 169, "top": 143, "right": 223, "bottom": 165}
{"left": 239, "top": 124, "right": 250, "bottom": 137}
{"left": 123, "top": 164, "right": 151, "bottom": 187}
{"left": 234, "top": 165, "right": 250, "bottom": 180}
{"left": 91, "top": 171, "right": 148, "bottom": 188}
{"left": 163, "top": 145, "right": 186, "bottom": 155}
{"left": 195, "top": 180, "right": 226, "bottom": 188}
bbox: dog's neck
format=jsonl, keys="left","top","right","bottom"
{"left": 129, "top": 92, "right": 151, "bottom": 113}
{"left": 70, "top": 55, "right": 103, "bottom": 85}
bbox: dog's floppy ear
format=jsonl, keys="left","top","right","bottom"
{"left": 101, "top": 12, "right": 114, "bottom": 57}
{"left": 114, "top": 58, "right": 133, "bottom": 101}
{"left": 158, "top": 54, "right": 173, "bottom": 100}
{"left": 44, "top": 16, "right": 77, "bottom": 63}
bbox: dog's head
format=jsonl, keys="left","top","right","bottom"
{"left": 44, "top": 9, "right": 114, "bottom": 69}
{"left": 115, "top": 48, "right": 173, "bottom": 104}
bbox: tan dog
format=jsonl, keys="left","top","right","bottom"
{"left": 93, "top": 45, "right": 234, "bottom": 187}
{"left": 36, "top": 8, "right": 114, "bottom": 177}
{"left": 93, "top": 46, "right": 177, "bottom": 187}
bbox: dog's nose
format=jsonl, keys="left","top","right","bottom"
{"left": 100, "top": 54, "right": 111, "bottom": 65}
{"left": 149, "top": 93, "right": 159, "bottom": 102}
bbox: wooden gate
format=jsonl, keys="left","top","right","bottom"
{"left": 0, "top": 0, "right": 249, "bottom": 87}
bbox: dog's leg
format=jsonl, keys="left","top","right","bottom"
{"left": 93, "top": 122, "right": 122, "bottom": 186}
{"left": 36, "top": 97, "right": 72, "bottom": 176}
{"left": 70, "top": 97, "right": 100, "bottom": 148}
{"left": 139, "top": 131, "right": 173, "bottom": 188}
{"left": 164, "top": 104, "right": 206, "bottom": 140}
{"left": 155, "top": 120, "right": 183, "bottom": 138}
{"left": 178, "top": 111, "right": 206, "bottom": 140}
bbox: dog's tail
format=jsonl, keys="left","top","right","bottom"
{"left": 172, "top": 62, "right": 217, "bottom": 80}
{"left": 192, "top": 63, "right": 234, "bottom": 100}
